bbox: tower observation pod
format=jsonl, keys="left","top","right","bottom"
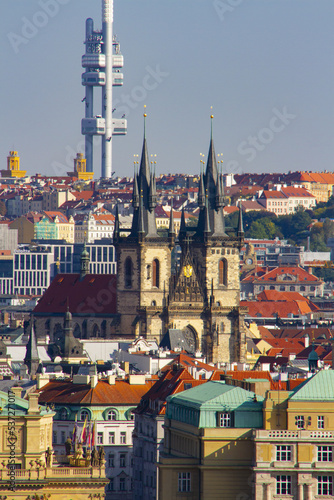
{"left": 81, "top": 0, "right": 127, "bottom": 178}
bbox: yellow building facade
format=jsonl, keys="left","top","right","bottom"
{"left": 67, "top": 153, "right": 94, "bottom": 181}
{"left": 1, "top": 151, "right": 26, "bottom": 178}
{"left": 159, "top": 370, "right": 334, "bottom": 500}
{"left": 0, "top": 388, "right": 108, "bottom": 499}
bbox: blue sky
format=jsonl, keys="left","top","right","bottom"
{"left": 1, "top": 0, "right": 333, "bottom": 178}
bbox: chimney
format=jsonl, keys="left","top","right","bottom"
{"left": 90, "top": 375, "right": 98, "bottom": 389}
{"left": 108, "top": 375, "right": 116, "bottom": 385}
{"left": 28, "top": 393, "right": 40, "bottom": 414}
{"left": 304, "top": 334, "right": 310, "bottom": 348}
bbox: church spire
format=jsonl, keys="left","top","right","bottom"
{"left": 130, "top": 108, "right": 157, "bottom": 238}
{"left": 168, "top": 198, "right": 176, "bottom": 240}
{"left": 113, "top": 203, "right": 120, "bottom": 242}
{"left": 196, "top": 113, "right": 227, "bottom": 239}
{"left": 24, "top": 317, "right": 40, "bottom": 378}
{"left": 237, "top": 204, "right": 244, "bottom": 237}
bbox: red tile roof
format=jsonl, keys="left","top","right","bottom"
{"left": 37, "top": 378, "right": 154, "bottom": 406}
{"left": 33, "top": 274, "right": 117, "bottom": 315}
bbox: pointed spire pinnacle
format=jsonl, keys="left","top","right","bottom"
{"left": 204, "top": 192, "right": 211, "bottom": 235}
{"left": 210, "top": 107, "right": 214, "bottom": 140}
{"left": 238, "top": 204, "right": 244, "bottom": 236}
{"left": 113, "top": 203, "right": 120, "bottom": 240}
{"left": 198, "top": 172, "right": 205, "bottom": 208}
{"left": 143, "top": 105, "right": 147, "bottom": 139}
{"left": 132, "top": 171, "right": 139, "bottom": 208}
{"left": 179, "top": 207, "right": 187, "bottom": 237}
{"left": 168, "top": 198, "right": 175, "bottom": 236}
{"left": 24, "top": 317, "right": 40, "bottom": 377}
{"left": 138, "top": 190, "right": 145, "bottom": 234}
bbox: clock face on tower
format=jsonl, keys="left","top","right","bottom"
{"left": 246, "top": 258, "right": 253, "bottom": 265}
{"left": 183, "top": 265, "right": 193, "bottom": 278}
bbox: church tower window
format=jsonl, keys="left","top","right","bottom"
{"left": 152, "top": 259, "right": 160, "bottom": 288}
{"left": 219, "top": 259, "right": 227, "bottom": 286}
{"left": 125, "top": 257, "right": 133, "bottom": 288}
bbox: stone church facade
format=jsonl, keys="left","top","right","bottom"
{"left": 113, "top": 125, "right": 247, "bottom": 363}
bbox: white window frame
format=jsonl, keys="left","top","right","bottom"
{"left": 317, "top": 446, "right": 333, "bottom": 462}
{"left": 218, "top": 412, "right": 231, "bottom": 428}
{"left": 318, "top": 416, "right": 325, "bottom": 429}
{"left": 120, "top": 432, "right": 126, "bottom": 444}
{"left": 276, "top": 445, "right": 292, "bottom": 461}
{"left": 109, "top": 432, "right": 115, "bottom": 444}
{"left": 107, "top": 410, "right": 117, "bottom": 421}
{"left": 97, "top": 432, "right": 103, "bottom": 444}
{"left": 318, "top": 476, "right": 333, "bottom": 496}
{"left": 276, "top": 475, "right": 292, "bottom": 495}
{"left": 178, "top": 472, "right": 191, "bottom": 492}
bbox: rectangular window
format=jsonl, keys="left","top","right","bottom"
{"left": 318, "top": 476, "right": 333, "bottom": 496}
{"left": 295, "top": 415, "right": 305, "bottom": 429}
{"left": 120, "top": 477, "right": 126, "bottom": 491}
{"left": 318, "top": 416, "right": 325, "bottom": 429}
{"left": 120, "top": 432, "right": 126, "bottom": 444}
{"left": 218, "top": 412, "right": 231, "bottom": 427}
{"left": 318, "top": 446, "right": 333, "bottom": 462}
{"left": 276, "top": 445, "right": 292, "bottom": 461}
{"left": 108, "top": 454, "right": 114, "bottom": 467}
{"left": 108, "top": 478, "right": 114, "bottom": 491}
{"left": 120, "top": 453, "right": 126, "bottom": 467}
{"left": 43, "top": 254, "right": 47, "bottom": 270}
{"left": 61, "top": 431, "right": 66, "bottom": 444}
{"left": 276, "top": 475, "right": 292, "bottom": 495}
{"left": 178, "top": 472, "right": 191, "bottom": 492}
{"left": 109, "top": 432, "right": 115, "bottom": 444}
{"left": 53, "top": 431, "right": 57, "bottom": 444}
{"left": 97, "top": 432, "right": 103, "bottom": 444}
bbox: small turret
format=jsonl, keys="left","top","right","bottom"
{"left": 80, "top": 242, "right": 90, "bottom": 280}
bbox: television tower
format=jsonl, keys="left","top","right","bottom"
{"left": 81, "top": 0, "right": 127, "bottom": 178}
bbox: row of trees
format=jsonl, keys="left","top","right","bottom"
{"left": 226, "top": 200, "right": 334, "bottom": 252}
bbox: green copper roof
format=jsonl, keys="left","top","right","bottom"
{"left": 168, "top": 380, "right": 264, "bottom": 409}
{"left": 290, "top": 370, "right": 334, "bottom": 401}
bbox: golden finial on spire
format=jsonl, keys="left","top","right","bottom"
{"left": 143, "top": 104, "right": 147, "bottom": 118}
{"left": 210, "top": 105, "right": 214, "bottom": 119}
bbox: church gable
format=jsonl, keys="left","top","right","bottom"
{"left": 169, "top": 247, "right": 205, "bottom": 304}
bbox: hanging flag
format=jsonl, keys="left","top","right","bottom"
{"left": 87, "top": 420, "right": 91, "bottom": 447}
{"left": 72, "top": 413, "right": 78, "bottom": 444}
{"left": 91, "top": 421, "right": 95, "bottom": 447}
{"left": 81, "top": 416, "right": 88, "bottom": 444}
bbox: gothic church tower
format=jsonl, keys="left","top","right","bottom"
{"left": 114, "top": 115, "right": 174, "bottom": 339}
{"left": 114, "top": 115, "right": 246, "bottom": 363}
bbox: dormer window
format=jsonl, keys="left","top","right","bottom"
{"left": 217, "top": 412, "right": 233, "bottom": 427}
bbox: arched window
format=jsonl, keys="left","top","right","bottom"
{"left": 300, "top": 286, "right": 305, "bottom": 292}
{"left": 218, "top": 259, "right": 227, "bottom": 286}
{"left": 152, "top": 259, "right": 160, "bottom": 288}
{"left": 279, "top": 285, "right": 285, "bottom": 291}
{"left": 59, "top": 408, "right": 68, "bottom": 421}
{"left": 80, "top": 409, "right": 90, "bottom": 421}
{"left": 290, "top": 286, "right": 295, "bottom": 291}
{"left": 125, "top": 257, "right": 133, "bottom": 288}
{"left": 107, "top": 410, "right": 117, "bottom": 421}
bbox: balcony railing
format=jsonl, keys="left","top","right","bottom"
{"left": 254, "top": 429, "right": 334, "bottom": 440}
{"left": 0, "top": 466, "right": 105, "bottom": 482}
